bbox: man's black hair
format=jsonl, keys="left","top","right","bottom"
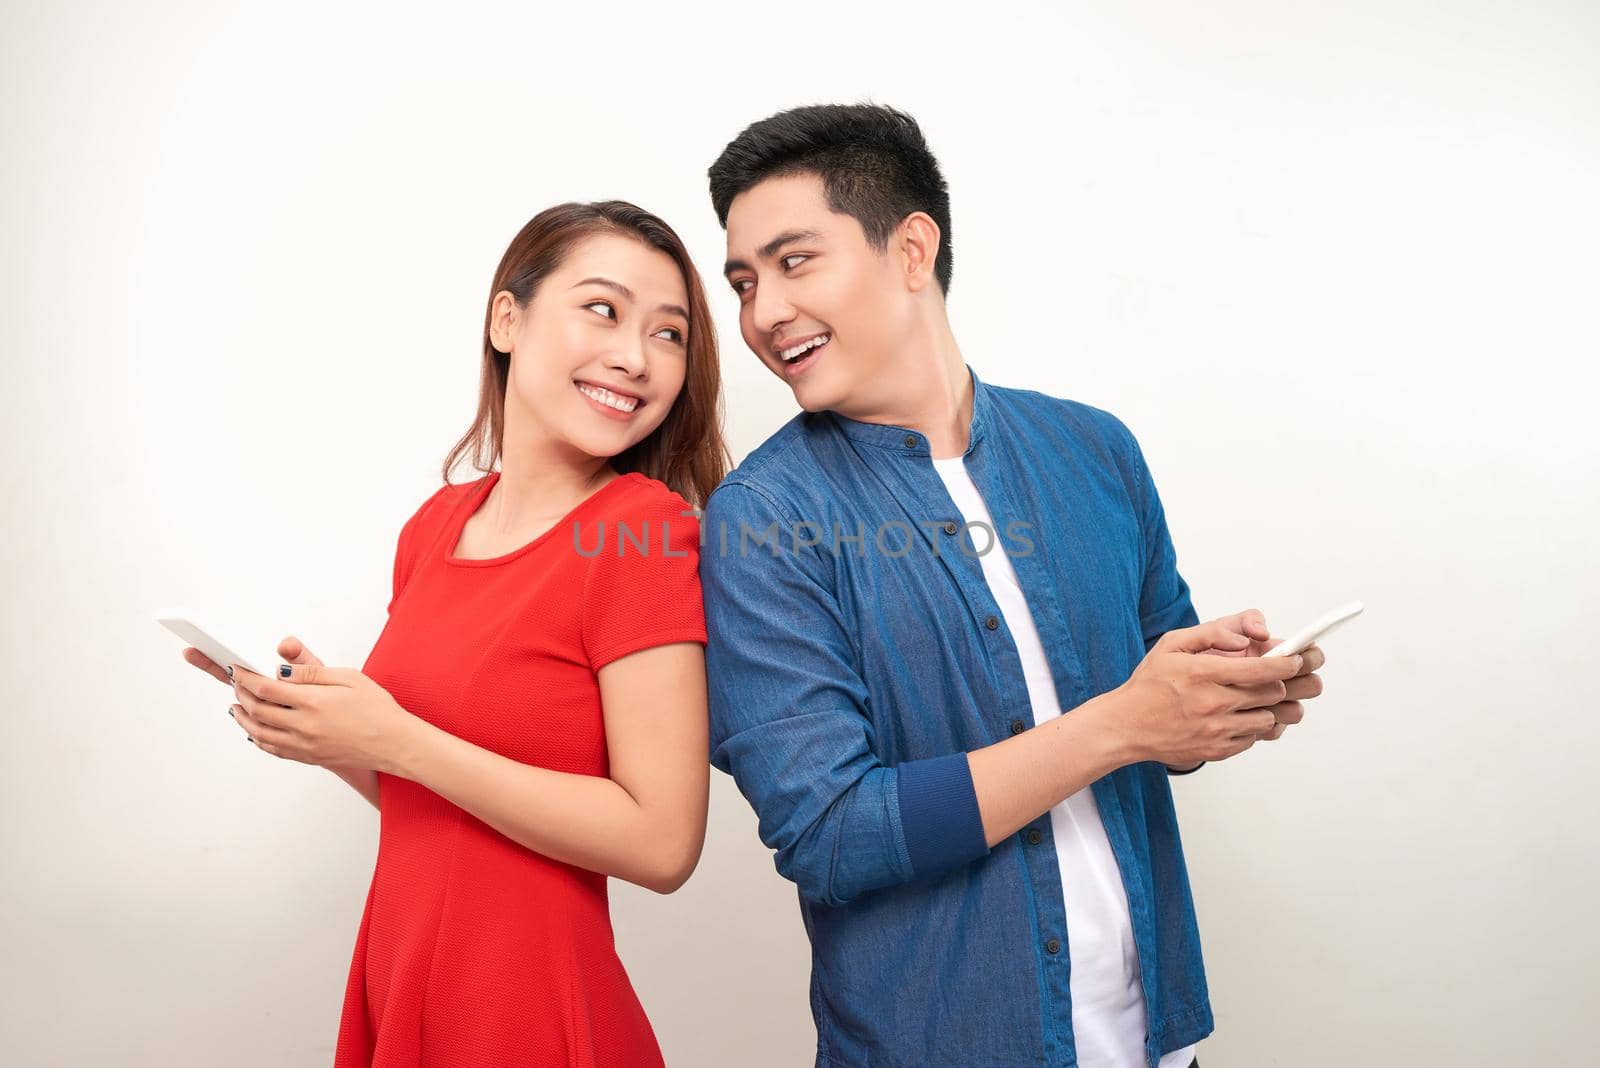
{"left": 708, "top": 103, "right": 954, "bottom": 295}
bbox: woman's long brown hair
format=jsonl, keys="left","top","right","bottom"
{"left": 441, "top": 201, "right": 729, "bottom": 507}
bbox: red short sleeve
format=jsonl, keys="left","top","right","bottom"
{"left": 387, "top": 483, "right": 456, "bottom": 615}
{"left": 581, "top": 487, "right": 707, "bottom": 671}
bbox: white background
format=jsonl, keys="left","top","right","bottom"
{"left": 4, "top": 1, "right": 1597, "bottom": 1064}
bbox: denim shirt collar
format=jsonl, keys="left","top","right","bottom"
{"left": 825, "top": 363, "right": 992, "bottom": 459}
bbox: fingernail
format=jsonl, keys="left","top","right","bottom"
{"left": 226, "top": 706, "right": 234, "bottom": 718}
{"left": 278, "top": 664, "right": 291, "bottom": 678}
{"left": 225, "top": 665, "right": 233, "bottom": 678}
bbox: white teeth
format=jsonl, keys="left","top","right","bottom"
{"left": 779, "top": 334, "right": 829, "bottom": 361}
{"left": 577, "top": 383, "right": 638, "bottom": 412}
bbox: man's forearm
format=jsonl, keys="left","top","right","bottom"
{"left": 967, "top": 689, "right": 1140, "bottom": 848}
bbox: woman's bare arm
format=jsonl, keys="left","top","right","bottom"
{"left": 327, "top": 766, "right": 381, "bottom": 810}
{"left": 385, "top": 642, "right": 710, "bottom": 894}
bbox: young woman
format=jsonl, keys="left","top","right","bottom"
{"left": 181, "top": 201, "right": 728, "bottom": 1066}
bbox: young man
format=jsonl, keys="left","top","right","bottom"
{"left": 699, "top": 104, "right": 1326, "bottom": 1068}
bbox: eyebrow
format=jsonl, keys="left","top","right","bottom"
{"left": 722, "top": 228, "right": 824, "bottom": 278}
{"left": 569, "top": 276, "right": 689, "bottom": 322}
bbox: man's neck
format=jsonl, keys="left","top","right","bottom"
{"left": 839, "top": 315, "right": 973, "bottom": 459}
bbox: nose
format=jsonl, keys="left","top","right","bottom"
{"left": 750, "top": 279, "right": 795, "bottom": 340}
{"left": 604, "top": 334, "right": 649, "bottom": 381}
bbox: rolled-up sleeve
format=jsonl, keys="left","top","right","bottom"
{"left": 700, "top": 481, "right": 989, "bottom": 907}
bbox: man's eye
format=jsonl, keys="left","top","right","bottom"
{"left": 584, "top": 301, "right": 616, "bottom": 319}
{"left": 730, "top": 279, "right": 752, "bottom": 295}
{"left": 781, "top": 254, "right": 808, "bottom": 269}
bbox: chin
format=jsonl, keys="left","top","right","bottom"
{"left": 564, "top": 426, "right": 633, "bottom": 461}
{"left": 791, "top": 376, "right": 844, "bottom": 414}
{"left": 795, "top": 393, "right": 834, "bottom": 414}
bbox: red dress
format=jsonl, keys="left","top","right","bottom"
{"left": 334, "top": 470, "right": 705, "bottom": 1067}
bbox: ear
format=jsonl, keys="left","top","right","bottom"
{"left": 896, "top": 211, "right": 942, "bottom": 293}
{"left": 488, "top": 290, "right": 520, "bottom": 354}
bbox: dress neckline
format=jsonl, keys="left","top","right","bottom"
{"left": 442, "top": 470, "right": 639, "bottom": 568}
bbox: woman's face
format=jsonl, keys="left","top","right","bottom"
{"left": 491, "top": 232, "right": 691, "bottom": 464}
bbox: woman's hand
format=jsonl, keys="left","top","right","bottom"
{"left": 229, "top": 652, "right": 416, "bottom": 774}
{"left": 182, "top": 634, "right": 326, "bottom": 685}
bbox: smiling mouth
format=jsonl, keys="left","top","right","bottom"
{"left": 776, "top": 333, "right": 830, "bottom": 375}
{"left": 778, "top": 333, "right": 830, "bottom": 361}
{"left": 574, "top": 381, "right": 643, "bottom": 414}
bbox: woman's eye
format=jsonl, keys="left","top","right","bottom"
{"left": 584, "top": 301, "right": 616, "bottom": 319}
{"left": 781, "top": 254, "right": 808, "bottom": 269}
{"left": 655, "top": 326, "right": 685, "bottom": 344}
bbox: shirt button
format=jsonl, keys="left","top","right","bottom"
{"left": 942, "top": 520, "right": 958, "bottom": 535}
{"left": 1009, "top": 719, "right": 1026, "bottom": 735}
{"left": 984, "top": 615, "right": 1000, "bottom": 631}
{"left": 1026, "top": 828, "right": 1043, "bottom": 845}
{"left": 1045, "top": 938, "right": 1062, "bottom": 955}
{"left": 903, "top": 434, "right": 917, "bottom": 448}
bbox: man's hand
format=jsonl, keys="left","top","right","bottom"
{"left": 1196, "top": 609, "right": 1326, "bottom": 742}
{"left": 1116, "top": 611, "right": 1310, "bottom": 767}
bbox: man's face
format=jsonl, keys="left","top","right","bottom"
{"left": 722, "top": 172, "right": 912, "bottom": 416}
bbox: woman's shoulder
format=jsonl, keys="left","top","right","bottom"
{"left": 580, "top": 473, "right": 702, "bottom": 569}
{"left": 394, "top": 476, "right": 481, "bottom": 553}
{"left": 602, "top": 472, "right": 699, "bottom": 524}
{"left": 412, "top": 476, "right": 478, "bottom": 525}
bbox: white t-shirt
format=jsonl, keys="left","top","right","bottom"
{"left": 932, "top": 455, "right": 1197, "bottom": 1068}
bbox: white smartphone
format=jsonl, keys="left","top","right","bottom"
{"left": 1261, "top": 600, "right": 1364, "bottom": 658}
{"left": 157, "top": 617, "right": 268, "bottom": 676}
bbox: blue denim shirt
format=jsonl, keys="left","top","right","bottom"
{"left": 700, "top": 366, "right": 1210, "bottom": 1067}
